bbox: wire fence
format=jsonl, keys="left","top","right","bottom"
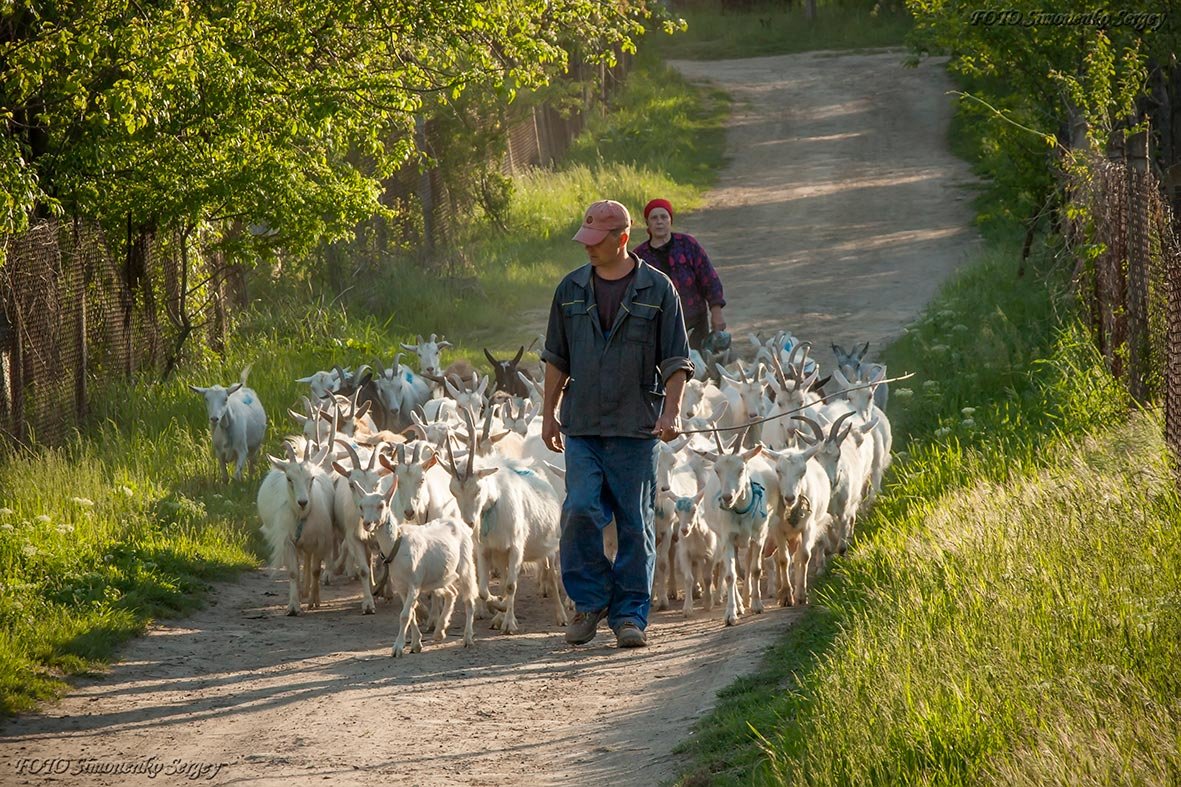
{"left": 1069, "top": 129, "right": 1181, "bottom": 485}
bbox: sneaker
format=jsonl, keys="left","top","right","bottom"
{"left": 614, "top": 622, "right": 648, "bottom": 648}
{"left": 565, "top": 608, "right": 607, "bottom": 645}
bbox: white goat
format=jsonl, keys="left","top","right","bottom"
{"left": 764, "top": 439, "right": 833, "bottom": 606}
{"left": 794, "top": 413, "right": 875, "bottom": 554}
{"left": 350, "top": 478, "right": 476, "bottom": 657}
{"left": 441, "top": 434, "right": 566, "bottom": 633}
{"left": 190, "top": 365, "right": 267, "bottom": 482}
{"left": 833, "top": 341, "right": 888, "bottom": 411}
{"left": 669, "top": 489, "right": 718, "bottom": 617}
{"left": 401, "top": 333, "right": 453, "bottom": 379}
{"left": 831, "top": 364, "right": 892, "bottom": 504}
{"left": 380, "top": 443, "right": 460, "bottom": 525}
{"left": 328, "top": 440, "right": 394, "bottom": 613}
{"left": 258, "top": 440, "right": 336, "bottom": 615}
{"left": 373, "top": 354, "right": 433, "bottom": 432}
{"left": 696, "top": 428, "right": 780, "bottom": 626}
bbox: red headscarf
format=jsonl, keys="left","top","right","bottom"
{"left": 643, "top": 198, "right": 674, "bottom": 221}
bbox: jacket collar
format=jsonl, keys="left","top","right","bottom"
{"left": 570, "top": 252, "right": 656, "bottom": 293}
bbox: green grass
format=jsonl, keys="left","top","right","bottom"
{"left": 675, "top": 236, "right": 1181, "bottom": 784}
{"left": 0, "top": 57, "right": 729, "bottom": 717}
{"left": 653, "top": 1, "right": 913, "bottom": 61}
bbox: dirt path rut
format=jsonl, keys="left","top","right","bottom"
{"left": 1, "top": 49, "right": 977, "bottom": 787}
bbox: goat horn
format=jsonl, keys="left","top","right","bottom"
{"left": 411, "top": 442, "right": 422, "bottom": 465}
{"left": 733, "top": 426, "right": 751, "bottom": 454}
{"left": 712, "top": 428, "right": 726, "bottom": 455}
{"left": 283, "top": 441, "right": 298, "bottom": 462}
{"left": 791, "top": 415, "right": 824, "bottom": 445}
{"left": 301, "top": 395, "right": 315, "bottom": 416}
{"left": 828, "top": 411, "right": 856, "bottom": 444}
{"left": 334, "top": 438, "right": 362, "bottom": 469}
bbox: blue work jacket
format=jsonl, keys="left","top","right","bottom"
{"left": 542, "top": 255, "right": 694, "bottom": 438}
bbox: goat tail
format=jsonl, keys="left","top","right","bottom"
{"left": 239, "top": 363, "right": 254, "bottom": 386}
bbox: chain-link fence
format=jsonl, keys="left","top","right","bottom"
{"left": 1069, "top": 130, "right": 1181, "bottom": 485}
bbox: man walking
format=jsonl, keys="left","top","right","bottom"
{"left": 541, "top": 199, "right": 693, "bottom": 648}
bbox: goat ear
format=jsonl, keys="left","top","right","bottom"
{"left": 383, "top": 477, "right": 399, "bottom": 502}
{"left": 857, "top": 341, "right": 870, "bottom": 360}
{"left": 294, "top": 376, "right": 313, "bottom": 384}
{"left": 189, "top": 385, "right": 206, "bottom": 394}
{"left": 742, "top": 444, "right": 763, "bottom": 461}
{"left": 287, "top": 409, "right": 307, "bottom": 423}
{"left": 476, "top": 467, "right": 499, "bottom": 479}
{"left": 378, "top": 452, "right": 397, "bottom": 474}
{"left": 831, "top": 343, "right": 845, "bottom": 359}
{"left": 444, "top": 377, "right": 461, "bottom": 399}
{"left": 355, "top": 400, "right": 372, "bottom": 419}
{"left": 438, "top": 339, "right": 453, "bottom": 349}
{"left": 422, "top": 454, "right": 438, "bottom": 470}
{"left": 694, "top": 488, "right": 706, "bottom": 505}
{"left": 331, "top": 461, "right": 350, "bottom": 477}
{"left": 267, "top": 455, "right": 286, "bottom": 471}
{"left": 227, "top": 382, "right": 243, "bottom": 396}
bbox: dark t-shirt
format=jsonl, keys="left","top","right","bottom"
{"left": 594, "top": 264, "right": 637, "bottom": 332}
{"left": 646, "top": 241, "right": 672, "bottom": 276}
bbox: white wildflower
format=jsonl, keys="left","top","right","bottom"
{"left": 35, "top": 514, "right": 51, "bottom": 524}
{"left": 952, "top": 324, "right": 969, "bottom": 332}
{"left": 56, "top": 523, "right": 75, "bottom": 535}
{"left": 961, "top": 419, "right": 976, "bottom": 429}
{"left": 934, "top": 427, "right": 952, "bottom": 438}
{"left": 118, "top": 485, "right": 134, "bottom": 497}
{"left": 0, "top": 524, "right": 13, "bottom": 533}
{"left": 21, "top": 544, "right": 37, "bottom": 557}
{"left": 70, "top": 497, "right": 95, "bottom": 508}
{"left": 894, "top": 388, "right": 914, "bottom": 399}
{"left": 0, "top": 507, "right": 13, "bottom": 517}
{"left": 929, "top": 344, "right": 949, "bottom": 353}
{"left": 922, "top": 380, "right": 940, "bottom": 389}
{"left": 960, "top": 407, "right": 976, "bottom": 417}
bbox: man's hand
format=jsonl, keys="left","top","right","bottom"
{"left": 652, "top": 411, "right": 680, "bottom": 443}
{"left": 542, "top": 413, "right": 564, "bottom": 453}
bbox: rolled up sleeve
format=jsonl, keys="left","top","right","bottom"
{"left": 657, "top": 285, "right": 694, "bottom": 383}
{"left": 541, "top": 290, "right": 570, "bottom": 375}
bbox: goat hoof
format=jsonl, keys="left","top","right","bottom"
{"left": 362, "top": 605, "right": 375, "bottom": 615}
{"left": 724, "top": 615, "right": 737, "bottom": 626}
{"left": 392, "top": 646, "right": 403, "bottom": 658}
{"left": 286, "top": 607, "right": 302, "bottom": 617}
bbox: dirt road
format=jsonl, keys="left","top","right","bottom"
{"left": 1, "top": 50, "right": 977, "bottom": 787}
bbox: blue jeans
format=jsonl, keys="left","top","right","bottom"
{"left": 560, "top": 436, "right": 658, "bottom": 631}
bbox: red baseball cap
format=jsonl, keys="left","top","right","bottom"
{"left": 572, "top": 200, "right": 631, "bottom": 245}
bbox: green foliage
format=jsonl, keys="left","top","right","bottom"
{"left": 0, "top": 0, "right": 671, "bottom": 240}
{"left": 905, "top": 0, "right": 1174, "bottom": 228}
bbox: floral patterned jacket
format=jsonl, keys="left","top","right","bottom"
{"left": 633, "top": 233, "right": 725, "bottom": 323}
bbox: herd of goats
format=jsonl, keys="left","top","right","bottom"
{"left": 188, "top": 333, "right": 891, "bottom": 656}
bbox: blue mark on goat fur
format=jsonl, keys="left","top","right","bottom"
{"left": 674, "top": 497, "right": 696, "bottom": 513}
{"left": 243, "top": 394, "right": 254, "bottom": 405}
{"left": 512, "top": 467, "right": 535, "bottom": 478}
{"left": 404, "top": 371, "right": 413, "bottom": 383}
